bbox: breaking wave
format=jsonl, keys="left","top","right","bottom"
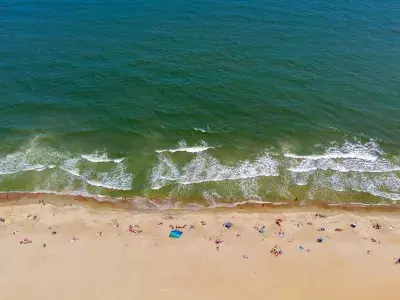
{"left": 60, "top": 158, "right": 132, "bottom": 191}
{"left": 151, "top": 152, "right": 279, "bottom": 189}
{"left": 81, "top": 152, "right": 124, "bottom": 163}
{"left": 286, "top": 141, "right": 400, "bottom": 201}
{"left": 285, "top": 141, "right": 397, "bottom": 173}
{"left": 0, "top": 139, "right": 63, "bottom": 175}
{"left": 0, "top": 137, "right": 399, "bottom": 202}
{"left": 194, "top": 127, "right": 208, "bottom": 133}
{"left": 0, "top": 139, "right": 132, "bottom": 192}
{"left": 155, "top": 140, "right": 213, "bottom": 153}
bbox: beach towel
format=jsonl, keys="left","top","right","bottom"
{"left": 169, "top": 229, "right": 183, "bottom": 238}
{"left": 224, "top": 221, "right": 233, "bottom": 229}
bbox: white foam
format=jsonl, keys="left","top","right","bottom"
{"left": 81, "top": 152, "right": 124, "bottom": 163}
{"left": 285, "top": 153, "right": 378, "bottom": 161}
{"left": 301, "top": 170, "right": 400, "bottom": 201}
{"left": 285, "top": 140, "right": 400, "bottom": 201}
{"left": 85, "top": 164, "right": 133, "bottom": 191}
{"left": 0, "top": 164, "right": 48, "bottom": 175}
{"left": 286, "top": 141, "right": 399, "bottom": 173}
{"left": 150, "top": 154, "right": 181, "bottom": 190}
{"left": 194, "top": 127, "right": 208, "bottom": 133}
{"left": 288, "top": 159, "right": 400, "bottom": 173}
{"left": 85, "top": 179, "right": 131, "bottom": 191}
{"left": 208, "top": 199, "right": 289, "bottom": 209}
{"left": 151, "top": 152, "right": 278, "bottom": 189}
{"left": 3, "top": 189, "right": 96, "bottom": 199}
{"left": 59, "top": 158, "right": 132, "bottom": 191}
{"left": 35, "top": 165, "right": 47, "bottom": 172}
{"left": 1, "top": 137, "right": 399, "bottom": 202}
{"left": 350, "top": 173, "right": 400, "bottom": 201}
{"left": 0, "top": 139, "right": 124, "bottom": 193}
{"left": 155, "top": 140, "right": 213, "bottom": 154}
{"left": 284, "top": 141, "right": 381, "bottom": 162}
{"left": 59, "top": 158, "right": 81, "bottom": 177}
{"left": 156, "top": 146, "right": 212, "bottom": 154}
{"left": 0, "top": 139, "right": 65, "bottom": 175}
{"left": 357, "top": 189, "right": 400, "bottom": 201}
{"left": 239, "top": 177, "right": 261, "bottom": 200}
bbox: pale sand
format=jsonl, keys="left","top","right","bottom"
{"left": 0, "top": 201, "right": 399, "bottom": 300}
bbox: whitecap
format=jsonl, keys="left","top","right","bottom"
{"left": 155, "top": 146, "right": 212, "bottom": 154}
{"left": 84, "top": 164, "right": 133, "bottom": 191}
{"left": 285, "top": 140, "right": 398, "bottom": 173}
{"left": 59, "top": 159, "right": 132, "bottom": 191}
{"left": 85, "top": 179, "right": 131, "bottom": 191}
{"left": 155, "top": 140, "right": 213, "bottom": 154}
{"left": 0, "top": 138, "right": 69, "bottom": 176}
{"left": 288, "top": 159, "right": 400, "bottom": 173}
{"left": 150, "top": 152, "right": 278, "bottom": 189}
{"left": 81, "top": 152, "right": 124, "bottom": 163}
{"left": 194, "top": 127, "right": 207, "bottom": 133}
{"left": 284, "top": 141, "right": 381, "bottom": 162}
{"left": 59, "top": 158, "right": 81, "bottom": 177}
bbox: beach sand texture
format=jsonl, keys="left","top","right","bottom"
{"left": 0, "top": 199, "right": 399, "bottom": 300}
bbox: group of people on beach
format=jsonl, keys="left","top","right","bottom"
{"left": 5, "top": 201, "right": 398, "bottom": 265}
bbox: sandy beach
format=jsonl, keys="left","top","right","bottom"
{"left": 0, "top": 195, "right": 399, "bottom": 300}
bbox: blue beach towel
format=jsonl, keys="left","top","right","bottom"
{"left": 169, "top": 229, "right": 183, "bottom": 238}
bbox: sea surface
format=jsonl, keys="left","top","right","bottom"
{"left": 1, "top": 0, "right": 399, "bottom": 207}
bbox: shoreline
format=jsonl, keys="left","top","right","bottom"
{"left": 1, "top": 191, "right": 400, "bottom": 213}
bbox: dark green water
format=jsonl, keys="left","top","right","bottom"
{"left": 1, "top": 0, "right": 399, "bottom": 207}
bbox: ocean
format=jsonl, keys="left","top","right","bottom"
{"left": 1, "top": 0, "right": 399, "bottom": 207}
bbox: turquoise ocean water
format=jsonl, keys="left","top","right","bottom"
{"left": 1, "top": 0, "right": 399, "bottom": 207}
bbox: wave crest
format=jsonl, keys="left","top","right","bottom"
{"left": 155, "top": 140, "right": 213, "bottom": 153}
{"left": 151, "top": 152, "right": 279, "bottom": 189}
{"left": 81, "top": 152, "right": 124, "bottom": 163}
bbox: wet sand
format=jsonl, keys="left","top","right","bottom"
{"left": 0, "top": 195, "right": 399, "bottom": 300}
